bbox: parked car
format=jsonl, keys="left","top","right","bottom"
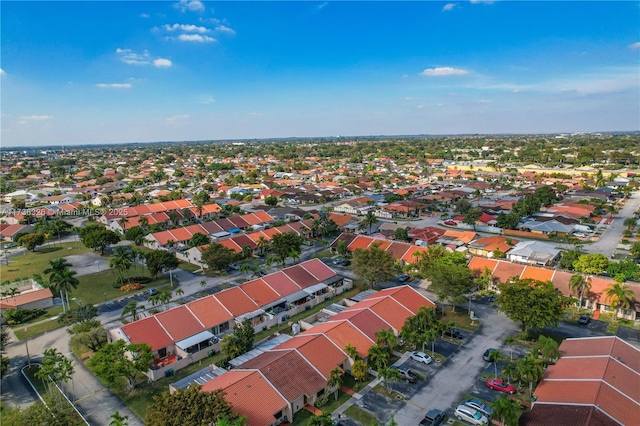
{"left": 444, "top": 220, "right": 457, "bottom": 226}
{"left": 482, "top": 348, "right": 497, "bottom": 361}
{"left": 578, "top": 314, "right": 591, "bottom": 325}
{"left": 145, "top": 287, "right": 158, "bottom": 296}
{"left": 419, "top": 409, "right": 446, "bottom": 426}
{"left": 454, "top": 405, "right": 489, "bottom": 426}
{"left": 443, "top": 328, "right": 464, "bottom": 340}
{"left": 463, "top": 398, "right": 493, "bottom": 418}
{"left": 486, "top": 378, "right": 516, "bottom": 394}
{"left": 390, "top": 366, "right": 417, "bottom": 383}
{"left": 340, "top": 259, "right": 351, "bottom": 266}
{"left": 409, "top": 351, "right": 432, "bottom": 364}
{"left": 398, "top": 274, "right": 410, "bottom": 282}
{"left": 229, "top": 263, "right": 240, "bottom": 270}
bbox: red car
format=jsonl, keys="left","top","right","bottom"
{"left": 444, "top": 220, "right": 457, "bottom": 226}
{"left": 486, "top": 378, "right": 516, "bottom": 394}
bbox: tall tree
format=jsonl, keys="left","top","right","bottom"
{"left": 491, "top": 395, "right": 520, "bottom": 426}
{"left": 496, "top": 278, "right": 566, "bottom": 339}
{"left": 270, "top": 232, "right": 304, "bottom": 267}
{"left": 49, "top": 268, "right": 80, "bottom": 312}
{"left": 327, "top": 367, "right": 344, "bottom": 401}
{"left": 89, "top": 340, "right": 153, "bottom": 391}
{"left": 145, "top": 250, "right": 179, "bottom": 278}
{"left": 359, "top": 210, "right": 379, "bottom": 235}
{"left": 18, "top": 233, "right": 45, "bottom": 251}
{"left": 568, "top": 274, "right": 591, "bottom": 309}
{"left": 534, "top": 335, "right": 559, "bottom": 367}
{"left": 201, "top": 243, "right": 238, "bottom": 272}
{"left": 145, "top": 384, "right": 242, "bottom": 426}
{"left": 352, "top": 243, "right": 397, "bottom": 289}
{"left": 516, "top": 353, "right": 544, "bottom": 398}
{"left": 573, "top": 253, "right": 609, "bottom": 275}
{"left": 427, "top": 255, "right": 474, "bottom": 313}
{"left": 121, "top": 300, "right": 145, "bottom": 322}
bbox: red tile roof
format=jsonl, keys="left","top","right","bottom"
{"left": 185, "top": 296, "right": 233, "bottom": 328}
{"left": 274, "top": 335, "right": 347, "bottom": 379}
{"left": 201, "top": 370, "right": 288, "bottom": 426}
{"left": 155, "top": 306, "right": 204, "bottom": 342}
{"left": 282, "top": 265, "right": 318, "bottom": 289}
{"left": 121, "top": 317, "right": 173, "bottom": 352}
{"left": 239, "top": 279, "right": 282, "bottom": 307}
{"left": 260, "top": 271, "right": 302, "bottom": 296}
{"left": 521, "top": 266, "right": 555, "bottom": 282}
{"left": 214, "top": 287, "right": 259, "bottom": 317}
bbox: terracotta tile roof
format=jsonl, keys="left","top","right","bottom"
{"left": 303, "top": 321, "right": 373, "bottom": 359}
{"left": 240, "top": 350, "right": 326, "bottom": 402}
{"left": 282, "top": 265, "right": 318, "bottom": 289}
{"left": 155, "top": 306, "right": 204, "bottom": 342}
{"left": 239, "top": 279, "right": 282, "bottom": 307}
{"left": 385, "top": 242, "right": 412, "bottom": 260}
{"left": 185, "top": 296, "right": 233, "bottom": 328}
{"left": 521, "top": 265, "right": 555, "bottom": 282}
{"left": 217, "top": 239, "right": 243, "bottom": 253}
{"left": 520, "top": 405, "right": 617, "bottom": 426}
{"left": 348, "top": 236, "right": 373, "bottom": 251}
{"left": 363, "top": 297, "right": 415, "bottom": 331}
{"left": 201, "top": 370, "right": 288, "bottom": 426}
{"left": 228, "top": 216, "right": 250, "bottom": 229}
{"left": 443, "top": 230, "right": 477, "bottom": 244}
{"left": 274, "top": 335, "right": 347, "bottom": 379}
{"left": 328, "top": 309, "right": 392, "bottom": 341}
{"left": 299, "top": 258, "right": 337, "bottom": 282}
{"left": 260, "top": 271, "right": 302, "bottom": 296}
{"left": 401, "top": 245, "right": 429, "bottom": 264}
{"left": 468, "top": 257, "right": 499, "bottom": 274}
{"left": 372, "top": 286, "right": 436, "bottom": 315}
{"left": 534, "top": 336, "right": 640, "bottom": 426}
{"left": 0, "top": 288, "right": 53, "bottom": 309}
{"left": 213, "top": 287, "right": 259, "bottom": 317}
{"left": 492, "top": 261, "right": 526, "bottom": 283}
{"left": 121, "top": 317, "right": 173, "bottom": 351}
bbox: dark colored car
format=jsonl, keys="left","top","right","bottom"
{"left": 398, "top": 274, "right": 410, "bottom": 282}
{"left": 340, "top": 259, "right": 351, "bottom": 266}
{"left": 419, "top": 409, "right": 446, "bottom": 426}
{"left": 578, "top": 314, "right": 591, "bottom": 325}
{"left": 483, "top": 348, "right": 497, "bottom": 361}
{"left": 444, "top": 328, "right": 464, "bottom": 340}
{"left": 390, "top": 366, "right": 418, "bottom": 383}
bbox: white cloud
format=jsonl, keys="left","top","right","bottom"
{"left": 470, "top": 0, "right": 495, "bottom": 4}
{"left": 215, "top": 25, "right": 236, "bottom": 35}
{"left": 416, "top": 105, "right": 424, "bottom": 109}
{"left": 96, "top": 83, "right": 132, "bottom": 89}
{"left": 177, "top": 34, "right": 215, "bottom": 43}
{"left": 420, "top": 67, "right": 469, "bottom": 76}
{"left": 629, "top": 42, "right": 640, "bottom": 50}
{"left": 166, "top": 114, "right": 190, "bottom": 124}
{"left": 153, "top": 58, "right": 172, "bottom": 68}
{"left": 0, "top": 68, "right": 5, "bottom": 76}
{"left": 200, "top": 96, "right": 216, "bottom": 104}
{"left": 442, "top": 3, "right": 456, "bottom": 12}
{"left": 175, "top": 0, "right": 204, "bottom": 13}
{"left": 20, "top": 115, "right": 53, "bottom": 121}
{"left": 140, "top": 13, "right": 150, "bottom": 18}
{"left": 512, "top": 89, "right": 520, "bottom": 93}
{"left": 117, "top": 48, "right": 172, "bottom": 67}
{"left": 317, "top": 2, "right": 328, "bottom": 10}
{"left": 164, "top": 23, "right": 210, "bottom": 33}
{"left": 402, "top": 74, "right": 409, "bottom": 79}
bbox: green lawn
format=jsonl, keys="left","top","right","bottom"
{"left": 0, "top": 245, "right": 90, "bottom": 282}
{"left": 291, "top": 409, "right": 314, "bottom": 426}
{"left": 344, "top": 406, "right": 378, "bottom": 426}
{"left": 177, "top": 261, "right": 202, "bottom": 273}
{"left": 13, "top": 316, "right": 65, "bottom": 340}
{"left": 72, "top": 270, "right": 171, "bottom": 306}
{"left": 440, "top": 306, "right": 477, "bottom": 331}
{"left": 317, "top": 390, "right": 352, "bottom": 414}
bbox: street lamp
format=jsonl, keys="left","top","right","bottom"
{"left": 24, "top": 325, "right": 31, "bottom": 367}
{"left": 104, "top": 291, "right": 107, "bottom": 302}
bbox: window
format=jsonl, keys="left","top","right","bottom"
{"left": 317, "top": 389, "right": 325, "bottom": 397}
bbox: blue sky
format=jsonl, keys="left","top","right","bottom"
{"left": 1, "top": 1, "right": 639, "bottom": 146}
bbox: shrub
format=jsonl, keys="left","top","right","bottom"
{"left": 129, "top": 276, "right": 151, "bottom": 284}
{"left": 3, "top": 307, "right": 46, "bottom": 325}
{"left": 119, "top": 283, "right": 144, "bottom": 292}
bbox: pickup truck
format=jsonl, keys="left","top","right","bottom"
{"left": 419, "top": 409, "right": 446, "bottom": 426}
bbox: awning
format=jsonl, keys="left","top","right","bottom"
{"left": 228, "top": 228, "right": 241, "bottom": 233}
{"left": 283, "top": 289, "right": 309, "bottom": 303}
{"left": 212, "top": 231, "right": 230, "bottom": 238}
{"left": 261, "top": 298, "right": 286, "bottom": 310}
{"left": 175, "top": 330, "right": 214, "bottom": 350}
{"left": 235, "top": 308, "right": 265, "bottom": 322}
{"left": 303, "top": 283, "right": 328, "bottom": 295}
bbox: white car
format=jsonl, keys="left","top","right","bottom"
{"left": 464, "top": 398, "right": 493, "bottom": 418}
{"left": 454, "top": 405, "right": 488, "bottom": 426}
{"left": 409, "top": 351, "right": 432, "bottom": 364}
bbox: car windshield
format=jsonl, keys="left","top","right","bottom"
{"left": 474, "top": 412, "right": 482, "bottom": 420}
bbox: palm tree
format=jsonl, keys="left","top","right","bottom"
{"left": 159, "top": 290, "right": 172, "bottom": 311}
{"left": 605, "top": 281, "right": 635, "bottom": 318}
{"left": 517, "top": 353, "right": 544, "bottom": 398}
{"left": 367, "top": 344, "right": 390, "bottom": 371}
{"left": 491, "top": 395, "right": 519, "bottom": 426}
{"left": 569, "top": 274, "right": 591, "bottom": 310}
{"left": 109, "top": 411, "right": 129, "bottom": 426}
{"left": 344, "top": 343, "right": 360, "bottom": 361}
{"left": 360, "top": 210, "right": 379, "bottom": 235}
{"left": 121, "top": 300, "right": 144, "bottom": 322}
{"left": 288, "top": 248, "right": 300, "bottom": 265}
{"left": 239, "top": 262, "right": 253, "bottom": 278}
{"left": 327, "top": 367, "right": 344, "bottom": 401}
{"left": 375, "top": 329, "right": 398, "bottom": 354}
{"left": 378, "top": 366, "right": 401, "bottom": 392}
{"left": 110, "top": 246, "right": 133, "bottom": 284}
{"left": 175, "top": 288, "right": 184, "bottom": 302}
{"left": 501, "top": 363, "right": 517, "bottom": 385}
{"left": 488, "top": 349, "right": 503, "bottom": 378}
{"left": 503, "top": 335, "right": 517, "bottom": 361}
{"left": 138, "top": 215, "right": 149, "bottom": 230}
{"left": 256, "top": 236, "right": 269, "bottom": 256}
{"left": 50, "top": 268, "right": 80, "bottom": 312}
{"left": 118, "top": 217, "right": 129, "bottom": 233}
{"left": 534, "top": 335, "right": 559, "bottom": 368}
{"left": 241, "top": 245, "right": 253, "bottom": 259}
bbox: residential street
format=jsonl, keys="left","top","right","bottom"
{"left": 583, "top": 191, "right": 640, "bottom": 257}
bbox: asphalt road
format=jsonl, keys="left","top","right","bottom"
{"left": 583, "top": 191, "right": 640, "bottom": 257}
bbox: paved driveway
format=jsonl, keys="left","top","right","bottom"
{"left": 348, "top": 288, "right": 519, "bottom": 426}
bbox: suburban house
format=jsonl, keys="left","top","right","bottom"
{"left": 0, "top": 224, "right": 34, "bottom": 241}
{"left": 467, "top": 236, "right": 519, "bottom": 258}
{"left": 199, "top": 286, "right": 435, "bottom": 425}
{"left": 522, "top": 336, "right": 640, "bottom": 425}
{"left": 505, "top": 240, "right": 562, "bottom": 266}
{"left": 468, "top": 257, "right": 640, "bottom": 320}
{"left": 0, "top": 280, "right": 54, "bottom": 313}
{"left": 333, "top": 197, "right": 375, "bottom": 215}
{"left": 330, "top": 233, "right": 429, "bottom": 264}
{"left": 107, "top": 259, "right": 351, "bottom": 381}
